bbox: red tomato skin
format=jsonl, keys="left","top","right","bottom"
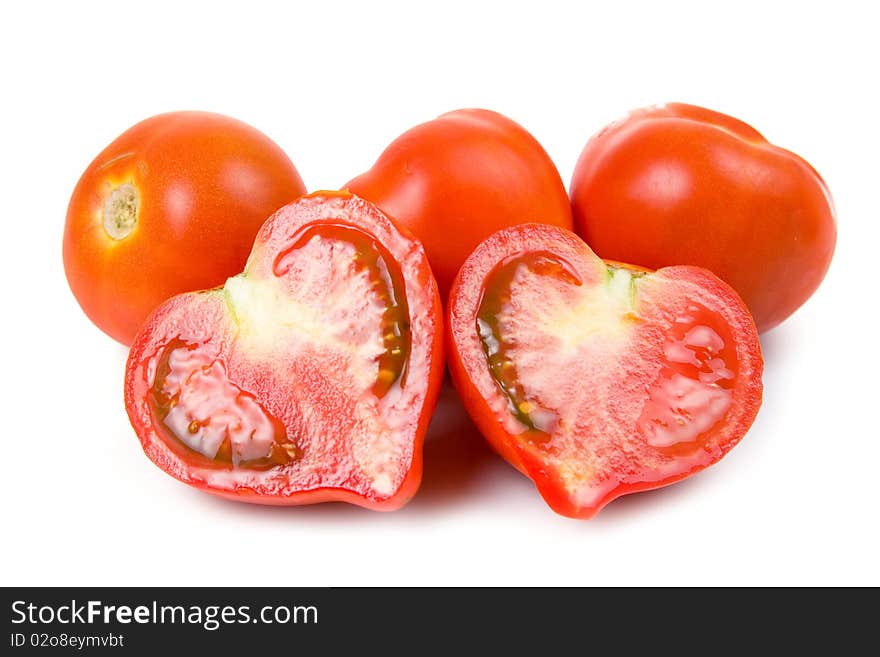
{"left": 64, "top": 111, "right": 307, "bottom": 346}
{"left": 447, "top": 223, "right": 763, "bottom": 519}
{"left": 570, "top": 103, "right": 836, "bottom": 333}
{"left": 346, "top": 109, "right": 573, "bottom": 299}
{"left": 125, "top": 191, "right": 444, "bottom": 511}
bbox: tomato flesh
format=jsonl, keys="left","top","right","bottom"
{"left": 125, "top": 192, "right": 443, "bottom": 509}
{"left": 637, "top": 304, "right": 737, "bottom": 456}
{"left": 273, "top": 224, "right": 410, "bottom": 397}
{"left": 448, "top": 223, "right": 763, "bottom": 518}
{"left": 477, "top": 252, "right": 583, "bottom": 442}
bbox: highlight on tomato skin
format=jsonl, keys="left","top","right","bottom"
{"left": 446, "top": 223, "right": 764, "bottom": 519}
{"left": 124, "top": 191, "right": 445, "bottom": 511}
{"left": 569, "top": 102, "right": 836, "bottom": 333}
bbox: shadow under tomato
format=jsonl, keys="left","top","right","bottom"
{"left": 407, "top": 380, "right": 498, "bottom": 512}
{"left": 757, "top": 322, "right": 796, "bottom": 372}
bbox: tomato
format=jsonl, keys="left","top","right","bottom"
{"left": 125, "top": 192, "right": 444, "bottom": 510}
{"left": 447, "top": 223, "right": 763, "bottom": 519}
{"left": 570, "top": 103, "right": 836, "bottom": 333}
{"left": 63, "top": 111, "right": 307, "bottom": 345}
{"left": 346, "top": 109, "right": 573, "bottom": 299}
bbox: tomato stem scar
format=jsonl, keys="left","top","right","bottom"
{"left": 102, "top": 183, "right": 139, "bottom": 240}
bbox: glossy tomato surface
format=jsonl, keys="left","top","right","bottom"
{"left": 64, "top": 111, "right": 306, "bottom": 345}
{"left": 570, "top": 103, "right": 836, "bottom": 332}
{"left": 447, "top": 223, "right": 763, "bottom": 518}
{"left": 347, "top": 109, "right": 572, "bottom": 298}
{"left": 125, "top": 192, "right": 444, "bottom": 510}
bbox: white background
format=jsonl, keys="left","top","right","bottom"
{"left": 2, "top": 1, "right": 877, "bottom": 586}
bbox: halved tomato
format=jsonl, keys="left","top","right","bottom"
{"left": 125, "top": 192, "right": 444, "bottom": 510}
{"left": 447, "top": 223, "right": 763, "bottom": 518}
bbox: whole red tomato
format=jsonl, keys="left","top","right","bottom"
{"left": 346, "top": 109, "right": 573, "bottom": 298}
{"left": 570, "top": 103, "right": 836, "bottom": 332}
{"left": 63, "top": 111, "right": 306, "bottom": 345}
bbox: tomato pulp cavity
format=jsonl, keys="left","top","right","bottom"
{"left": 447, "top": 224, "right": 763, "bottom": 518}
{"left": 125, "top": 192, "right": 444, "bottom": 510}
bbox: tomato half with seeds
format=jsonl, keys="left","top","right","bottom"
{"left": 64, "top": 111, "right": 306, "bottom": 346}
{"left": 447, "top": 223, "right": 763, "bottom": 518}
{"left": 125, "top": 192, "right": 444, "bottom": 510}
